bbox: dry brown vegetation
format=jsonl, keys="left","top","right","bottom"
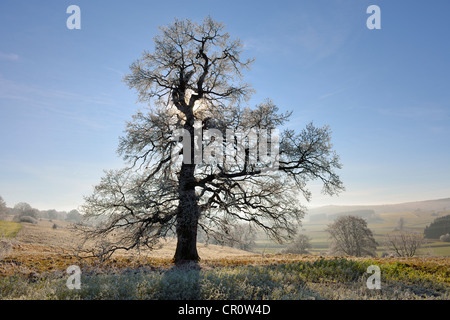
{"left": 1, "top": 219, "right": 259, "bottom": 276}
{"left": 2, "top": 219, "right": 449, "bottom": 278}
{"left": 1, "top": 219, "right": 449, "bottom": 300}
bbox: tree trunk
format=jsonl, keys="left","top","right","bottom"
{"left": 173, "top": 162, "right": 200, "bottom": 263}
{"left": 173, "top": 98, "right": 201, "bottom": 264}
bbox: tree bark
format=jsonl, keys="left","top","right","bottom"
{"left": 173, "top": 110, "right": 200, "bottom": 263}
{"left": 173, "top": 162, "right": 200, "bottom": 263}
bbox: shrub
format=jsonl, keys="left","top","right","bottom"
{"left": 18, "top": 215, "right": 38, "bottom": 224}
{"left": 439, "top": 233, "right": 450, "bottom": 242}
{"left": 281, "top": 234, "right": 312, "bottom": 254}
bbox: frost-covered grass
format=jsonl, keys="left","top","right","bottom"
{"left": 1, "top": 258, "right": 449, "bottom": 300}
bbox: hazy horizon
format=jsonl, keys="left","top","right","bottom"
{"left": 2, "top": 195, "right": 450, "bottom": 213}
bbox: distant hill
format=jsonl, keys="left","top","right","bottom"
{"left": 326, "top": 209, "right": 384, "bottom": 223}
{"left": 306, "top": 198, "right": 450, "bottom": 221}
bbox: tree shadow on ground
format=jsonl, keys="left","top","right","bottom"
{"left": 158, "top": 260, "right": 202, "bottom": 299}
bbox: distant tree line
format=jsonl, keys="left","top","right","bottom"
{"left": 424, "top": 214, "right": 450, "bottom": 239}
{"left": 0, "top": 195, "right": 82, "bottom": 224}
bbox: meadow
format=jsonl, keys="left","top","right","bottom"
{"left": 0, "top": 216, "right": 449, "bottom": 300}
{"left": 1, "top": 251, "right": 449, "bottom": 300}
{"left": 254, "top": 209, "right": 450, "bottom": 256}
{"left": 0, "top": 221, "right": 22, "bottom": 239}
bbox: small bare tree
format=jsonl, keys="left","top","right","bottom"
{"left": 327, "top": 215, "right": 377, "bottom": 257}
{"left": 385, "top": 231, "right": 424, "bottom": 257}
{"left": 281, "top": 233, "right": 312, "bottom": 254}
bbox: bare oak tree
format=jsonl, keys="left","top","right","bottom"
{"left": 78, "top": 17, "right": 344, "bottom": 263}
{"left": 327, "top": 215, "right": 377, "bottom": 257}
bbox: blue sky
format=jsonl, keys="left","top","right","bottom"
{"left": 0, "top": 0, "right": 449, "bottom": 211}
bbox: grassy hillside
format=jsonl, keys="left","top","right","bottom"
{"left": 0, "top": 221, "right": 22, "bottom": 238}
{"left": 307, "top": 198, "right": 450, "bottom": 216}
{"left": 0, "top": 218, "right": 449, "bottom": 300}
{"left": 4, "top": 218, "right": 256, "bottom": 261}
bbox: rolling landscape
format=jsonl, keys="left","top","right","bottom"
{"left": 1, "top": 198, "right": 449, "bottom": 300}
{"left": 253, "top": 198, "right": 450, "bottom": 256}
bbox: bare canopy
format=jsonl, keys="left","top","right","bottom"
{"left": 78, "top": 16, "right": 344, "bottom": 263}
{"left": 327, "top": 215, "right": 377, "bottom": 257}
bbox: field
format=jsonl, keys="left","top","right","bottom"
{"left": 0, "top": 217, "right": 449, "bottom": 300}
{"left": 253, "top": 209, "right": 450, "bottom": 256}
{"left": 0, "top": 221, "right": 22, "bottom": 239}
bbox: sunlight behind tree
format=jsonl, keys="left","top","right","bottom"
{"left": 78, "top": 16, "right": 344, "bottom": 263}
